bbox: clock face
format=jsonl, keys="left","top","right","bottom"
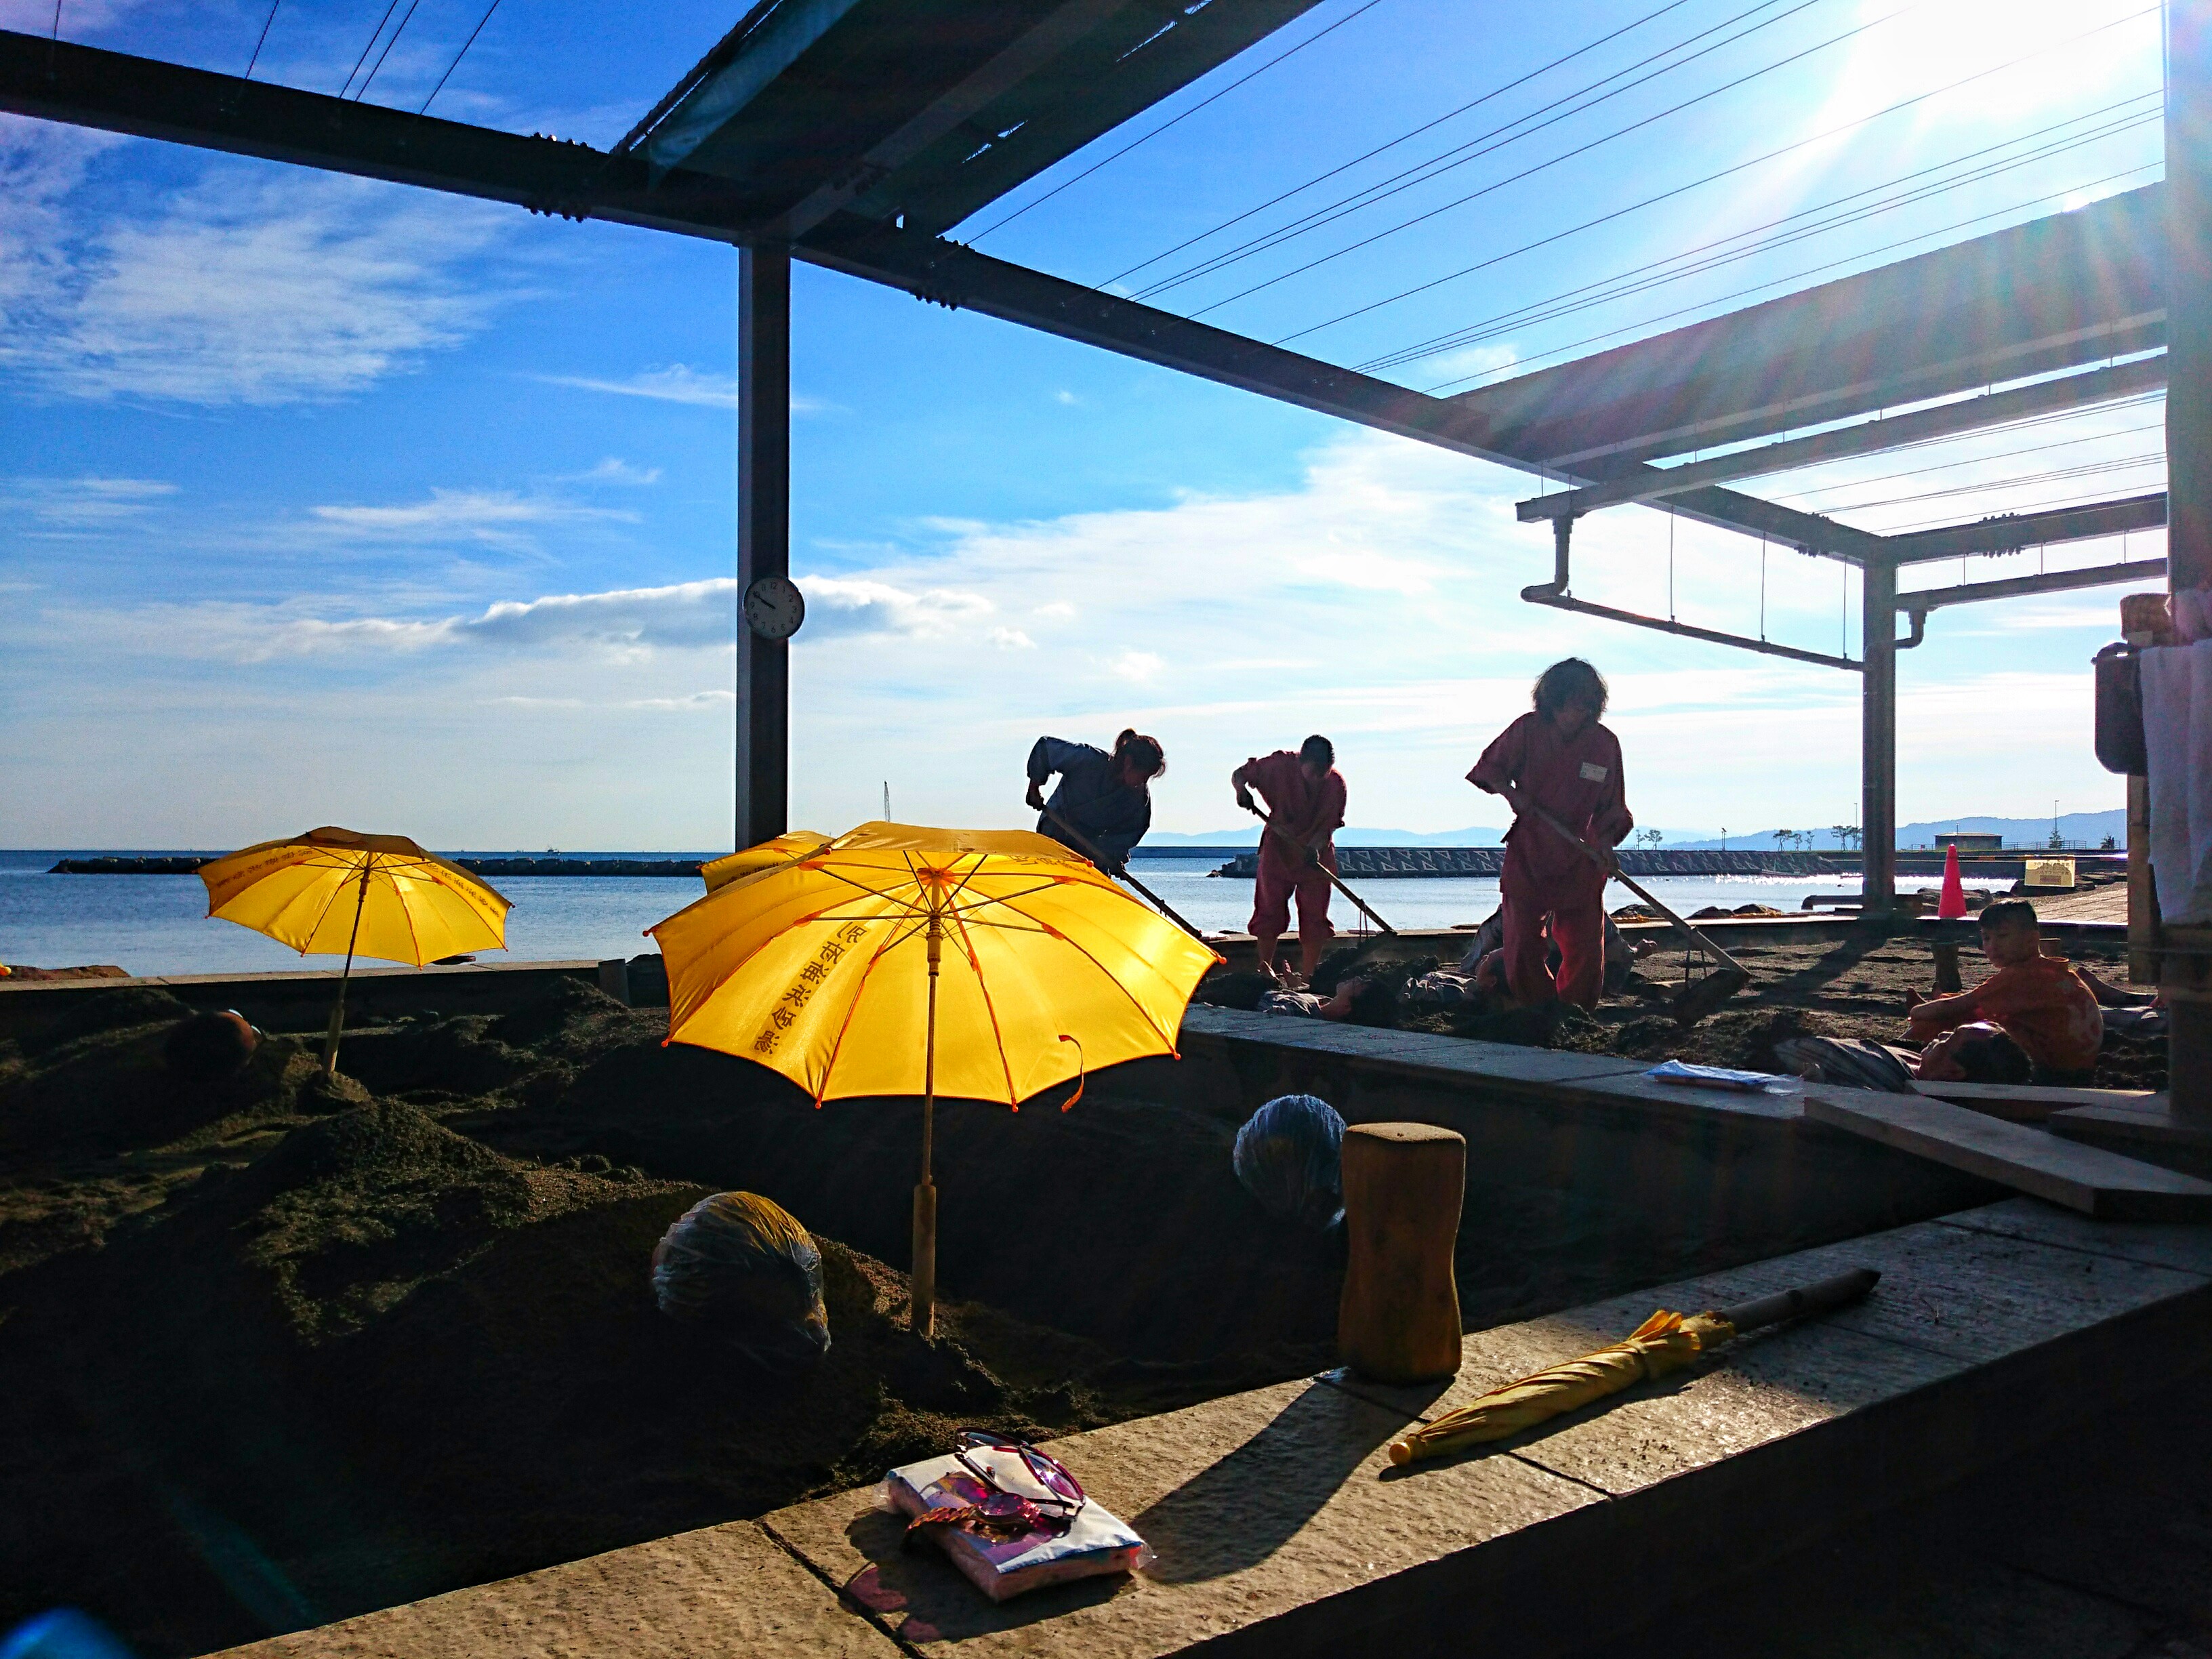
{"left": 743, "top": 575, "right": 805, "bottom": 641}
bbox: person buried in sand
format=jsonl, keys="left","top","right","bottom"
{"left": 1466, "top": 657, "right": 1633, "bottom": 1010}
{"left": 1025, "top": 729, "right": 1166, "bottom": 872}
{"left": 1232, "top": 735, "right": 1347, "bottom": 987}
{"left": 1905, "top": 897, "right": 2104, "bottom": 1086}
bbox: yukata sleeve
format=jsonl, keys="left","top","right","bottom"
{"left": 1467, "top": 716, "right": 1528, "bottom": 794}
{"left": 1593, "top": 735, "right": 1633, "bottom": 846}
{"left": 1027, "top": 736, "right": 1081, "bottom": 784}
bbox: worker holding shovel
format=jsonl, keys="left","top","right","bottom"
{"left": 1025, "top": 730, "right": 1166, "bottom": 871}
{"left": 1233, "top": 735, "right": 1347, "bottom": 986}
{"left": 1468, "top": 659, "right": 1634, "bottom": 1010}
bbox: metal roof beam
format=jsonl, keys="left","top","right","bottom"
{"left": 1883, "top": 491, "right": 2168, "bottom": 564}
{"left": 1899, "top": 558, "right": 2168, "bottom": 614}
{"left": 1516, "top": 356, "right": 2168, "bottom": 523}
{"left": 1449, "top": 186, "right": 2165, "bottom": 471}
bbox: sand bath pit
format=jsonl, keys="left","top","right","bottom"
{"left": 3, "top": 974, "right": 1993, "bottom": 1656}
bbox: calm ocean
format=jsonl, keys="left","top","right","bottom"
{"left": 0, "top": 848, "right": 2009, "bottom": 978}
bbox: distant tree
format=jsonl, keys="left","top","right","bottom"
{"left": 1772, "top": 827, "right": 1794, "bottom": 853}
{"left": 2048, "top": 825, "right": 2066, "bottom": 849}
{"left": 1639, "top": 828, "right": 1664, "bottom": 851}
{"left": 2101, "top": 834, "right": 2116, "bottom": 851}
{"left": 1838, "top": 825, "right": 1862, "bottom": 851}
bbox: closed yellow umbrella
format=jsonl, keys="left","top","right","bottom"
{"left": 649, "top": 820, "right": 1221, "bottom": 1334}
{"left": 1387, "top": 1268, "right": 1881, "bottom": 1465}
{"left": 199, "top": 827, "right": 510, "bottom": 1074}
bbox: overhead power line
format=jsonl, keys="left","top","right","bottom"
{"left": 1332, "top": 93, "right": 2160, "bottom": 365}
{"left": 1135, "top": 0, "right": 1830, "bottom": 303}
{"left": 244, "top": 0, "right": 280, "bottom": 79}
{"left": 1418, "top": 157, "right": 2164, "bottom": 394}
{"left": 1783, "top": 421, "right": 2167, "bottom": 504}
{"left": 420, "top": 0, "right": 501, "bottom": 113}
{"left": 1099, "top": 0, "right": 1704, "bottom": 287}
{"left": 964, "top": 0, "right": 1394, "bottom": 243}
{"left": 1345, "top": 96, "right": 2158, "bottom": 375}
{"left": 1189, "top": 0, "right": 2156, "bottom": 324}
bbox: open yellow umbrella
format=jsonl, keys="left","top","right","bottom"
{"left": 699, "top": 830, "right": 830, "bottom": 893}
{"left": 199, "top": 827, "right": 510, "bottom": 1074}
{"left": 649, "top": 821, "right": 1221, "bottom": 1335}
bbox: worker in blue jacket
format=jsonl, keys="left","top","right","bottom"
{"left": 1024, "top": 730, "right": 1166, "bottom": 871}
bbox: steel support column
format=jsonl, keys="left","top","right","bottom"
{"left": 2167, "top": 0, "right": 2212, "bottom": 1122}
{"left": 736, "top": 244, "right": 791, "bottom": 849}
{"left": 1860, "top": 559, "right": 1898, "bottom": 916}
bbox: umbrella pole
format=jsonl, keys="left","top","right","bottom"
{"left": 912, "top": 906, "right": 942, "bottom": 1338}
{"left": 322, "top": 861, "right": 372, "bottom": 1077}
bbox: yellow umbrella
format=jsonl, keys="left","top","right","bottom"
{"left": 199, "top": 827, "right": 510, "bottom": 1074}
{"left": 1386, "top": 1267, "right": 1881, "bottom": 1464}
{"left": 1387, "top": 1309, "right": 1734, "bottom": 1465}
{"left": 699, "top": 830, "right": 831, "bottom": 893}
{"left": 649, "top": 820, "right": 1221, "bottom": 1335}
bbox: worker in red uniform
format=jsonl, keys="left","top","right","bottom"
{"left": 1467, "top": 659, "right": 1633, "bottom": 1009}
{"left": 1232, "top": 735, "right": 1347, "bottom": 986}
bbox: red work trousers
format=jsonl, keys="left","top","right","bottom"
{"left": 1500, "top": 882, "right": 1605, "bottom": 1010}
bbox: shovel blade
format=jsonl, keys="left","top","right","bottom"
{"left": 1669, "top": 966, "right": 1750, "bottom": 1028}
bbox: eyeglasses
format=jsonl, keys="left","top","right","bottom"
{"left": 905, "top": 1429, "right": 1087, "bottom": 1543}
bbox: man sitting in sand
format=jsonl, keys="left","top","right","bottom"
{"left": 1904, "top": 898, "right": 2104, "bottom": 1086}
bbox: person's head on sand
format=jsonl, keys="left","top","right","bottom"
{"left": 1533, "top": 657, "right": 1607, "bottom": 738}
{"left": 1978, "top": 897, "right": 2043, "bottom": 967}
{"left": 1110, "top": 729, "right": 1166, "bottom": 790}
{"left": 1298, "top": 734, "right": 1334, "bottom": 786}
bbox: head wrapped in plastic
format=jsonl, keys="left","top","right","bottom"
{"left": 651, "top": 1191, "right": 830, "bottom": 1370}
{"left": 1232, "top": 1094, "right": 1346, "bottom": 1229}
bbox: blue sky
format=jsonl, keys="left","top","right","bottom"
{"left": 0, "top": 0, "right": 2169, "bottom": 849}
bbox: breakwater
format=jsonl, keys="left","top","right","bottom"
{"left": 46, "top": 855, "right": 705, "bottom": 878}
{"left": 1211, "top": 848, "right": 1814, "bottom": 878}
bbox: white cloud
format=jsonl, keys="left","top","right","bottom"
{"left": 987, "top": 627, "right": 1038, "bottom": 650}
{"left": 796, "top": 575, "right": 996, "bottom": 640}
{"left": 1108, "top": 650, "right": 1165, "bottom": 682}
{"left": 6, "top": 474, "right": 176, "bottom": 527}
{"left": 571, "top": 457, "right": 663, "bottom": 486}
{"left": 537, "top": 365, "right": 834, "bottom": 414}
{"left": 1033, "top": 600, "right": 1077, "bottom": 619}
{"left": 308, "top": 488, "right": 632, "bottom": 551}
{"left": 0, "top": 123, "right": 510, "bottom": 404}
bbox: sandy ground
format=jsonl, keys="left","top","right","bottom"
{"left": 3, "top": 974, "right": 1893, "bottom": 1658}
{"left": 1200, "top": 929, "right": 2165, "bottom": 1090}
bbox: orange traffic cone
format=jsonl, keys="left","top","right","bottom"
{"left": 1937, "top": 844, "right": 1967, "bottom": 920}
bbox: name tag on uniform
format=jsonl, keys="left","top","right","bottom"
{"left": 1579, "top": 761, "right": 1608, "bottom": 782}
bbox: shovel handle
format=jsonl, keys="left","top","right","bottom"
{"left": 1243, "top": 804, "right": 1396, "bottom": 936}
{"left": 1037, "top": 805, "right": 1211, "bottom": 943}
{"left": 1521, "top": 802, "right": 1749, "bottom": 977}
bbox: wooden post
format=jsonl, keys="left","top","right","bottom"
{"left": 1930, "top": 941, "right": 1963, "bottom": 994}
{"left": 1860, "top": 557, "right": 1898, "bottom": 918}
{"left": 736, "top": 244, "right": 791, "bottom": 851}
{"left": 1338, "top": 1122, "right": 1465, "bottom": 1384}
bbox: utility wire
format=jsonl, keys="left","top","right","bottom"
{"left": 1200, "top": 0, "right": 2155, "bottom": 325}
{"left": 1370, "top": 112, "right": 2158, "bottom": 374}
{"left": 1809, "top": 452, "right": 2166, "bottom": 515}
{"left": 1178, "top": 0, "right": 1927, "bottom": 317}
{"left": 966, "top": 0, "right": 1393, "bottom": 243}
{"left": 1721, "top": 390, "right": 2165, "bottom": 477}
{"left": 420, "top": 0, "right": 501, "bottom": 112}
{"left": 1100, "top": 0, "right": 1703, "bottom": 287}
{"left": 354, "top": 0, "right": 424, "bottom": 100}
{"left": 1783, "top": 421, "right": 2167, "bottom": 504}
{"left": 244, "top": 0, "right": 280, "bottom": 79}
{"left": 1420, "top": 157, "right": 2163, "bottom": 393}
{"left": 1137, "top": 0, "right": 1826, "bottom": 302}
{"left": 1334, "top": 91, "right": 2159, "bottom": 364}
{"left": 340, "top": 0, "right": 401, "bottom": 97}
{"left": 1881, "top": 488, "right": 2172, "bottom": 536}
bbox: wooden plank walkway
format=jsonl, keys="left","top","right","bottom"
{"left": 1805, "top": 1091, "right": 2212, "bottom": 1220}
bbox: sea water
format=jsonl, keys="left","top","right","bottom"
{"left": 0, "top": 848, "right": 2016, "bottom": 979}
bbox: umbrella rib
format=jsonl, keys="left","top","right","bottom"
{"left": 295, "top": 851, "right": 363, "bottom": 956}
{"left": 394, "top": 856, "right": 424, "bottom": 965}
{"left": 1042, "top": 924, "right": 1182, "bottom": 1051}
{"left": 946, "top": 907, "right": 1022, "bottom": 1105}
{"left": 812, "top": 910, "right": 926, "bottom": 1105}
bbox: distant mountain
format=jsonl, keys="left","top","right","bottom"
{"left": 1144, "top": 825, "right": 1505, "bottom": 848}
{"left": 1666, "top": 809, "right": 2127, "bottom": 852}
